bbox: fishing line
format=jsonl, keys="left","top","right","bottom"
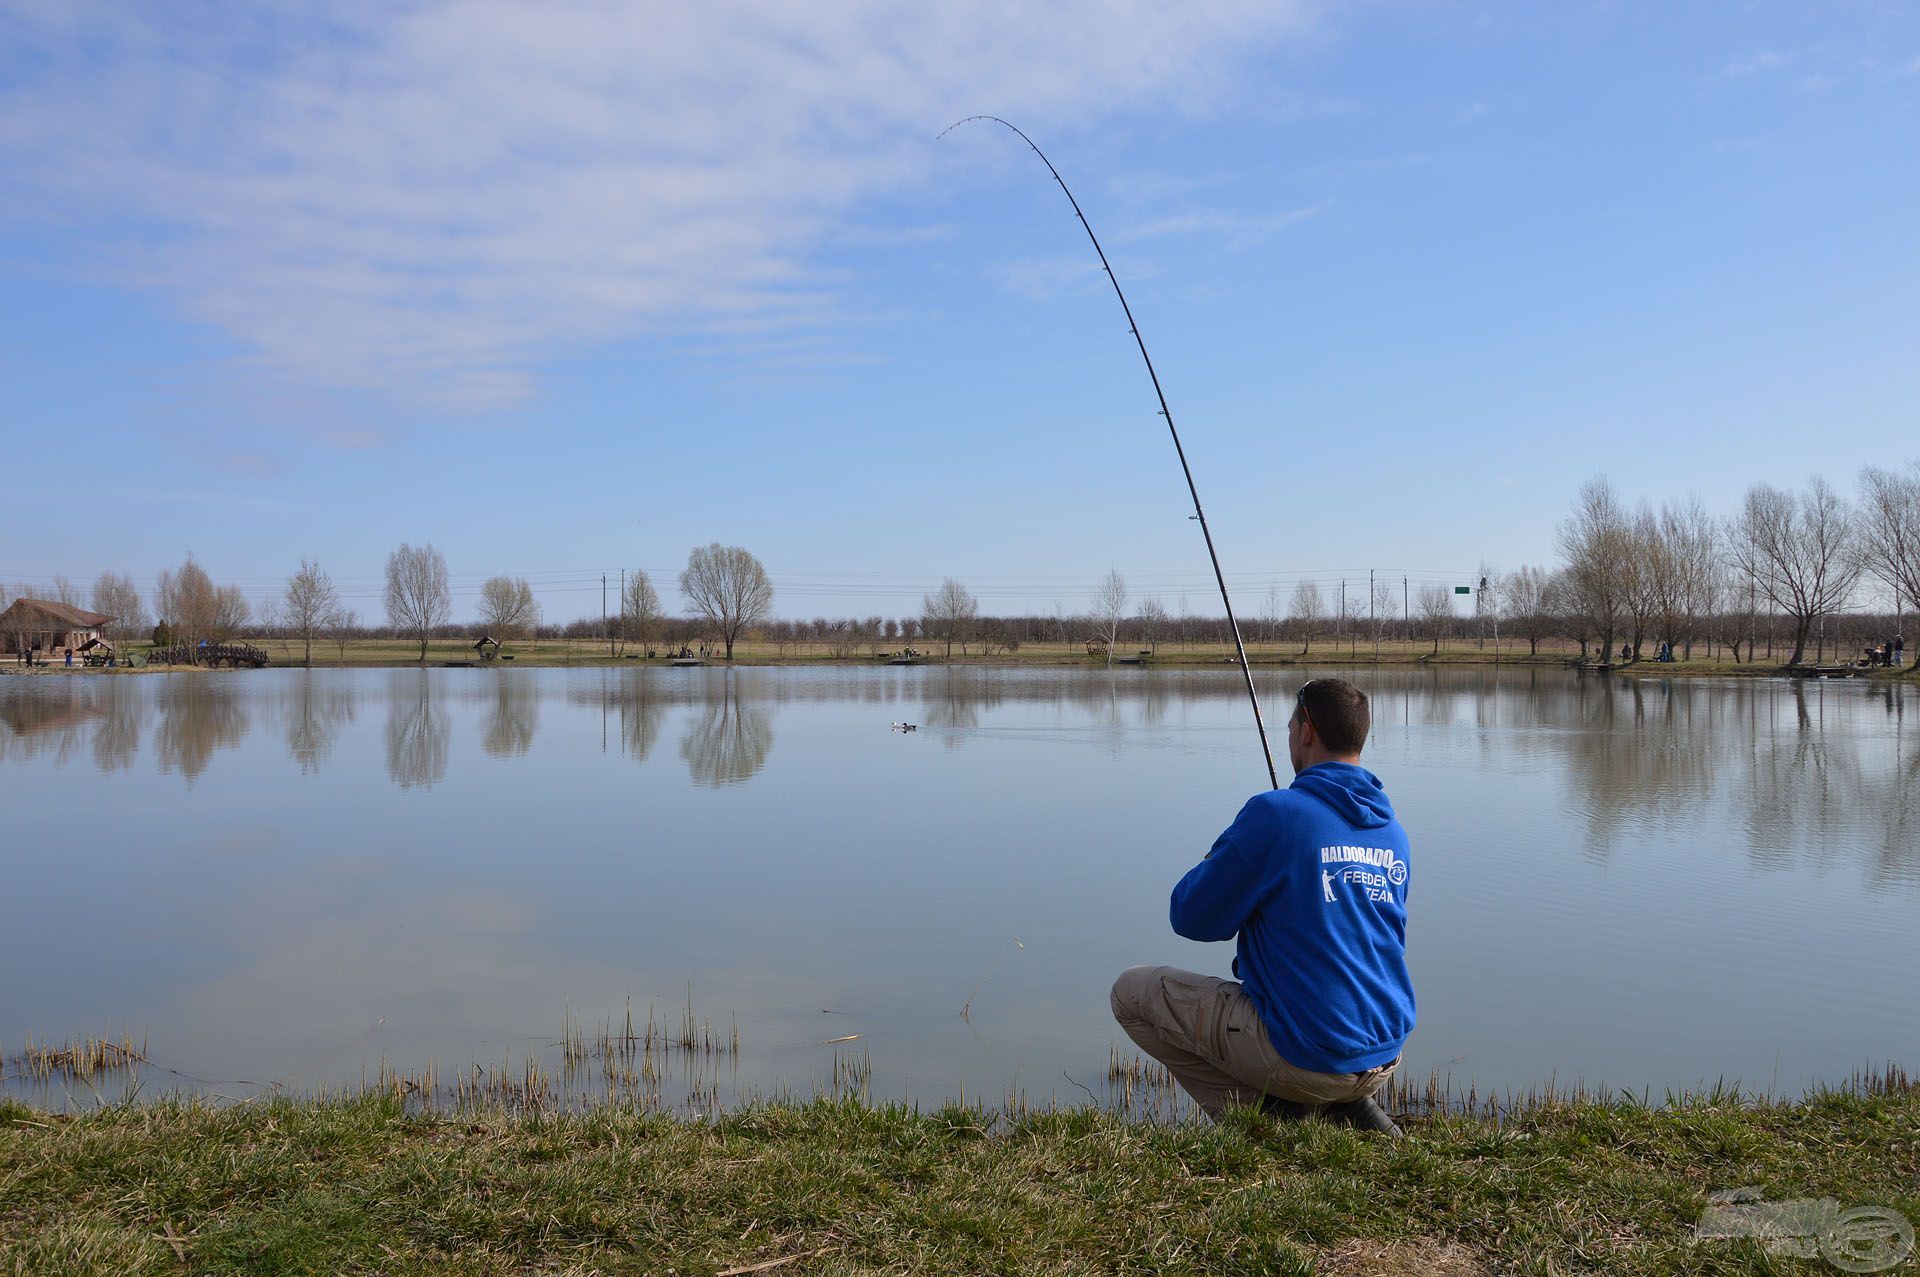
{"left": 941, "top": 115, "right": 1280, "bottom": 789}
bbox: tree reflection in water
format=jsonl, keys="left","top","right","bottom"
{"left": 680, "top": 670, "right": 773, "bottom": 787}
{"left": 0, "top": 678, "right": 141, "bottom": 770}
{"left": 564, "top": 669, "right": 670, "bottom": 764}
{"left": 481, "top": 670, "right": 538, "bottom": 759}
{"left": 155, "top": 676, "right": 249, "bottom": 783}
{"left": 282, "top": 672, "right": 358, "bottom": 773}
{"left": 1368, "top": 669, "right": 1919, "bottom": 888}
{"left": 386, "top": 669, "right": 449, "bottom": 790}
{"left": 92, "top": 678, "right": 144, "bottom": 773}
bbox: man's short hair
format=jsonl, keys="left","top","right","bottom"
{"left": 1298, "top": 678, "right": 1370, "bottom": 755}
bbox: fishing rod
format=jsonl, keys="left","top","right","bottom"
{"left": 941, "top": 115, "right": 1280, "bottom": 790}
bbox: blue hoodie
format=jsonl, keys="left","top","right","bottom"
{"left": 1169, "top": 761, "right": 1414, "bottom": 1074}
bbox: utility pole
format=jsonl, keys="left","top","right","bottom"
{"left": 1403, "top": 576, "right": 1409, "bottom": 628}
{"left": 602, "top": 574, "right": 609, "bottom": 660}
{"left": 1370, "top": 569, "right": 1378, "bottom": 664}
{"left": 1340, "top": 579, "right": 1347, "bottom": 657}
{"left": 1483, "top": 575, "right": 1500, "bottom": 660}
{"left": 618, "top": 567, "right": 625, "bottom": 659}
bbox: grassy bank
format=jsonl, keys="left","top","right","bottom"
{"left": 19, "top": 634, "right": 1913, "bottom": 679}
{"left": 4, "top": 1081, "right": 1916, "bottom": 1275}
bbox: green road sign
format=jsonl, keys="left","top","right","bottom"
{"left": 1454, "top": 586, "right": 1470, "bottom": 594}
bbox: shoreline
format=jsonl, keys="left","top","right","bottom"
{"left": 9, "top": 648, "right": 1915, "bottom": 682}
{"left": 4, "top": 1079, "right": 1915, "bottom": 1274}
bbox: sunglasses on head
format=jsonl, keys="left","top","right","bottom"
{"left": 1295, "top": 680, "right": 1317, "bottom": 729}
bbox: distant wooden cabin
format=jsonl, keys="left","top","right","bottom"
{"left": 0, "top": 598, "right": 114, "bottom": 659}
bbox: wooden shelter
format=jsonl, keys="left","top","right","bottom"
{"left": 0, "top": 598, "right": 114, "bottom": 660}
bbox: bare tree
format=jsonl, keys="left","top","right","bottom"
{"left": 1338, "top": 581, "right": 1366, "bottom": 657}
{"left": 330, "top": 608, "right": 359, "bottom": 665}
{"left": 1660, "top": 498, "right": 1719, "bottom": 659}
{"left": 478, "top": 575, "right": 539, "bottom": 640}
{"left": 1260, "top": 586, "right": 1284, "bottom": 651}
{"left": 50, "top": 575, "right": 80, "bottom": 607}
{"left": 1501, "top": 565, "right": 1555, "bottom": 656}
{"left": 1557, "top": 476, "right": 1633, "bottom": 662}
{"left": 1416, "top": 584, "right": 1454, "bottom": 654}
{"left": 385, "top": 542, "right": 451, "bottom": 663}
{"left": 1729, "top": 477, "right": 1858, "bottom": 665}
{"left": 1372, "top": 578, "right": 1395, "bottom": 651}
{"left": 623, "top": 569, "right": 663, "bottom": 655}
{"left": 283, "top": 559, "right": 341, "bottom": 667}
{"left": 0, "top": 589, "right": 36, "bottom": 661}
{"left": 90, "top": 571, "right": 149, "bottom": 643}
{"left": 1288, "top": 580, "right": 1324, "bottom": 655}
{"left": 1858, "top": 464, "right": 1920, "bottom": 648}
{"left": 1710, "top": 563, "right": 1756, "bottom": 663}
{"left": 921, "top": 577, "right": 978, "bottom": 660}
{"left": 679, "top": 543, "right": 772, "bottom": 661}
{"left": 1634, "top": 504, "right": 1680, "bottom": 658}
{"left": 1136, "top": 597, "right": 1169, "bottom": 655}
{"left": 1618, "top": 504, "right": 1663, "bottom": 661}
{"left": 1093, "top": 569, "right": 1127, "bottom": 665}
{"left": 156, "top": 555, "right": 250, "bottom": 657}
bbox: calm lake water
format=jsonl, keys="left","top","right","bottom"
{"left": 2, "top": 665, "right": 1915, "bottom": 1111}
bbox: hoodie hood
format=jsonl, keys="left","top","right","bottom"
{"left": 1290, "top": 761, "right": 1394, "bottom": 829}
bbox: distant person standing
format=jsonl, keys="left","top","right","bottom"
{"left": 1897, "top": 635, "right": 1906, "bottom": 668}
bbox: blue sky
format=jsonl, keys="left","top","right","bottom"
{"left": 3, "top": 1, "right": 1916, "bottom": 624}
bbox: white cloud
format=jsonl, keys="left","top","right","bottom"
{"left": 0, "top": 0, "right": 1316, "bottom": 408}
{"left": 1712, "top": 50, "right": 1788, "bottom": 83}
{"left": 1117, "top": 201, "right": 1326, "bottom": 249}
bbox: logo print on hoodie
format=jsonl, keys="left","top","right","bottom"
{"left": 1319, "top": 844, "right": 1407, "bottom": 903}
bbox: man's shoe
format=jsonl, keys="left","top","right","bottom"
{"left": 1257, "top": 1092, "right": 1310, "bottom": 1122}
{"left": 1323, "top": 1095, "right": 1403, "bottom": 1137}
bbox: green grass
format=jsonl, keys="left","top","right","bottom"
{"left": 3, "top": 1083, "right": 1915, "bottom": 1274}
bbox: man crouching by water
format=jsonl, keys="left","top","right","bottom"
{"left": 1111, "top": 678, "right": 1412, "bottom": 1134}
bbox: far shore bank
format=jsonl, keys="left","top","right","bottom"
{"left": 8, "top": 638, "right": 1915, "bottom": 682}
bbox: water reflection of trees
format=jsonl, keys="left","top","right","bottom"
{"left": 156, "top": 676, "right": 249, "bottom": 783}
{"left": 1415, "top": 671, "right": 1920, "bottom": 888}
{"left": 565, "top": 670, "right": 671, "bottom": 763}
{"left": 386, "top": 670, "right": 449, "bottom": 790}
{"left": 281, "top": 673, "right": 358, "bottom": 773}
{"left": 0, "top": 678, "right": 143, "bottom": 771}
{"left": 481, "top": 671, "right": 539, "bottom": 758}
{"left": 92, "top": 680, "right": 144, "bottom": 772}
{"left": 921, "top": 668, "right": 1000, "bottom": 732}
{"left": 680, "top": 671, "right": 773, "bottom": 786}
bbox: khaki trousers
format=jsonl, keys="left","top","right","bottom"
{"left": 1110, "top": 964, "right": 1398, "bottom": 1120}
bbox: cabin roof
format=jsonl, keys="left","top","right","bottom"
{"left": 0, "top": 598, "right": 115, "bottom": 628}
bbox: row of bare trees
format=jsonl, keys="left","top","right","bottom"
{"left": 1531, "top": 464, "right": 1918, "bottom": 665}
{"left": 16, "top": 464, "right": 1914, "bottom": 668}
